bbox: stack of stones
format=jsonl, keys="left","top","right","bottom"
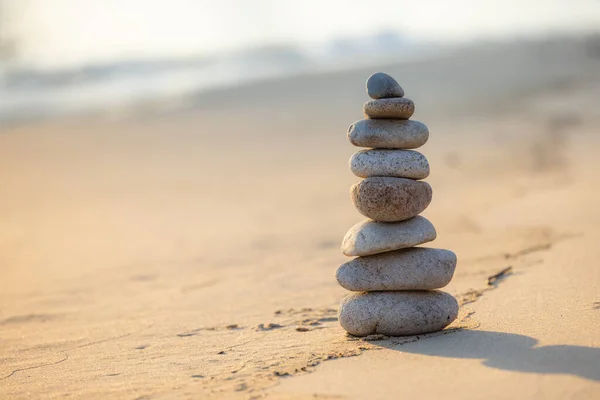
{"left": 337, "top": 72, "right": 459, "bottom": 337}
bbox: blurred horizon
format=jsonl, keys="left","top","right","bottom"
{"left": 2, "top": 0, "right": 600, "bottom": 69}
{"left": 1, "top": 0, "right": 600, "bottom": 123}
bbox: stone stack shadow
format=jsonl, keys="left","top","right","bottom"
{"left": 337, "top": 72, "right": 458, "bottom": 337}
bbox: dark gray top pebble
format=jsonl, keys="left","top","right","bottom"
{"left": 366, "top": 72, "right": 404, "bottom": 99}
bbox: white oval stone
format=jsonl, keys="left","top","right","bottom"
{"left": 348, "top": 119, "right": 429, "bottom": 149}
{"left": 364, "top": 97, "right": 415, "bottom": 119}
{"left": 336, "top": 248, "right": 456, "bottom": 291}
{"left": 341, "top": 216, "right": 436, "bottom": 257}
{"left": 350, "top": 149, "right": 429, "bottom": 180}
{"left": 351, "top": 177, "right": 432, "bottom": 222}
{"left": 339, "top": 290, "right": 458, "bottom": 337}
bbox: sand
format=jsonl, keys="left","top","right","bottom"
{"left": 1, "top": 36, "right": 599, "bottom": 399}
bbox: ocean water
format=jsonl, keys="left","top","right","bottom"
{"left": 0, "top": 33, "right": 437, "bottom": 123}
{"left": 1, "top": 0, "right": 600, "bottom": 123}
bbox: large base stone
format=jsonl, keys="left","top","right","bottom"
{"left": 339, "top": 290, "right": 458, "bottom": 337}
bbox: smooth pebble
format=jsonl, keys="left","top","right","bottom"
{"left": 364, "top": 98, "right": 414, "bottom": 119}
{"left": 341, "top": 216, "right": 436, "bottom": 257}
{"left": 366, "top": 72, "right": 404, "bottom": 99}
{"left": 336, "top": 247, "right": 457, "bottom": 291}
{"left": 350, "top": 149, "right": 429, "bottom": 180}
{"left": 351, "top": 177, "right": 432, "bottom": 222}
{"left": 339, "top": 291, "right": 458, "bottom": 337}
{"left": 348, "top": 119, "right": 428, "bottom": 149}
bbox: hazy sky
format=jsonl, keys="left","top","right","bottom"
{"left": 2, "top": 0, "right": 600, "bottom": 68}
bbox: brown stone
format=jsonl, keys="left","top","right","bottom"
{"left": 351, "top": 177, "right": 432, "bottom": 222}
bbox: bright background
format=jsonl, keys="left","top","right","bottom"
{"left": 1, "top": 0, "right": 600, "bottom": 122}
{"left": 3, "top": 0, "right": 600, "bottom": 67}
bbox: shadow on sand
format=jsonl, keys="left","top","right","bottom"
{"left": 380, "top": 330, "right": 600, "bottom": 382}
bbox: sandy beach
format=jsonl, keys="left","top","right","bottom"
{"left": 1, "top": 36, "right": 599, "bottom": 399}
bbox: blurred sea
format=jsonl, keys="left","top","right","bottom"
{"left": 1, "top": 0, "right": 600, "bottom": 124}
{"left": 0, "top": 33, "right": 442, "bottom": 123}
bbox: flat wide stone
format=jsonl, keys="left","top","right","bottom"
{"left": 366, "top": 72, "right": 404, "bottom": 99}
{"left": 341, "top": 216, "right": 436, "bottom": 257}
{"left": 350, "top": 149, "right": 429, "bottom": 180}
{"left": 364, "top": 98, "right": 415, "bottom": 119}
{"left": 348, "top": 119, "right": 428, "bottom": 149}
{"left": 351, "top": 177, "right": 432, "bottom": 222}
{"left": 336, "top": 247, "right": 457, "bottom": 291}
{"left": 339, "top": 290, "right": 458, "bottom": 337}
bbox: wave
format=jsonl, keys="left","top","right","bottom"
{"left": 0, "top": 33, "right": 436, "bottom": 123}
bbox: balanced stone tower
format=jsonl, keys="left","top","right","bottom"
{"left": 337, "top": 72, "right": 459, "bottom": 337}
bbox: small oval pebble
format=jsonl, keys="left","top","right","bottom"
{"left": 336, "top": 248, "right": 456, "bottom": 291}
{"left": 366, "top": 72, "right": 404, "bottom": 99}
{"left": 339, "top": 291, "right": 458, "bottom": 337}
{"left": 351, "top": 177, "right": 432, "bottom": 222}
{"left": 341, "top": 216, "right": 436, "bottom": 257}
{"left": 348, "top": 119, "right": 428, "bottom": 149}
{"left": 364, "top": 98, "right": 414, "bottom": 119}
{"left": 350, "top": 149, "right": 429, "bottom": 180}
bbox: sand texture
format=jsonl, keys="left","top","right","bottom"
{"left": 1, "top": 36, "right": 600, "bottom": 399}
